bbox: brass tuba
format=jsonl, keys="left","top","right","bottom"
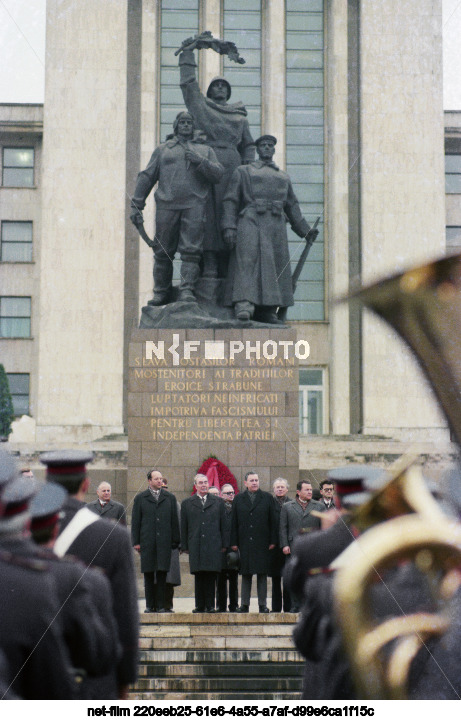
{"left": 333, "top": 254, "right": 461, "bottom": 699}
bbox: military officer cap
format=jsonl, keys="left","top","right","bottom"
{"left": 328, "top": 465, "right": 387, "bottom": 497}
{"left": 206, "top": 76, "right": 232, "bottom": 100}
{"left": 254, "top": 134, "right": 277, "bottom": 147}
{"left": 0, "top": 475, "right": 37, "bottom": 526}
{"left": 30, "top": 482, "right": 67, "bottom": 532}
{"left": 40, "top": 450, "right": 93, "bottom": 485}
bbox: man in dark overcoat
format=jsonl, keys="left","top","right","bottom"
{"left": 216, "top": 483, "right": 239, "bottom": 612}
{"left": 87, "top": 481, "right": 126, "bottom": 524}
{"left": 279, "top": 480, "right": 324, "bottom": 612}
{"left": 131, "top": 468, "right": 180, "bottom": 614}
{"left": 40, "top": 450, "right": 139, "bottom": 700}
{"left": 230, "top": 471, "right": 277, "bottom": 613}
{"left": 181, "top": 473, "right": 226, "bottom": 613}
{"left": 270, "top": 477, "right": 291, "bottom": 612}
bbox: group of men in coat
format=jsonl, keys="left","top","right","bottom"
{"left": 0, "top": 449, "right": 138, "bottom": 700}
{"left": 131, "top": 467, "right": 333, "bottom": 613}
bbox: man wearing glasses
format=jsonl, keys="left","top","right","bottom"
{"left": 217, "top": 484, "right": 239, "bottom": 612}
{"left": 319, "top": 480, "right": 336, "bottom": 510}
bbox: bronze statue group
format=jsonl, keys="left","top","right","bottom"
{"left": 130, "top": 36, "right": 318, "bottom": 323}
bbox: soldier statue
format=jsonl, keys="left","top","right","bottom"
{"left": 222, "top": 135, "right": 319, "bottom": 324}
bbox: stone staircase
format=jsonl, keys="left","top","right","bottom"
{"left": 129, "top": 611, "right": 304, "bottom": 700}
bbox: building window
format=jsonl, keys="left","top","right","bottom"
{"left": 223, "top": 0, "right": 261, "bottom": 140}
{"left": 299, "top": 368, "right": 326, "bottom": 434}
{"left": 2, "top": 148, "right": 34, "bottom": 187}
{"left": 446, "top": 226, "right": 461, "bottom": 250}
{"left": 1, "top": 221, "right": 33, "bottom": 262}
{"left": 160, "top": 0, "right": 199, "bottom": 142}
{"left": 445, "top": 154, "right": 461, "bottom": 194}
{"left": 0, "top": 297, "right": 31, "bottom": 338}
{"left": 6, "top": 373, "right": 30, "bottom": 416}
{"left": 286, "top": 0, "right": 325, "bottom": 321}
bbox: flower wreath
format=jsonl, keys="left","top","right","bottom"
{"left": 191, "top": 455, "right": 239, "bottom": 495}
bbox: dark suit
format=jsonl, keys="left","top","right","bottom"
{"left": 58, "top": 497, "right": 139, "bottom": 696}
{"left": 131, "top": 487, "right": 180, "bottom": 610}
{"left": 0, "top": 547, "right": 77, "bottom": 699}
{"left": 181, "top": 493, "right": 225, "bottom": 610}
{"left": 87, "top": 498, "right": 126, "bottom": 525}
{"left": 270, "top": 496, "right": 291, "bottom": 612}
{"left": 230, "top": 489, "right": 277, "bottom": 606}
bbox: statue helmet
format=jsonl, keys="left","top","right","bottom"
{"left": 173, "top": 111, "right": 195, "bottom": 135}
{"left": 206, "top": 76, "right": 232, "bottom": 101}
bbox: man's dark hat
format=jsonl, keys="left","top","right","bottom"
{"left": 226, "top": 548, "right": 240, "bottom": 570}
{"left": 254, "top": 134, "right": 277, "bottom": 146}
{"left": 0, "top": 475, "right": 37, "bottom": 520}
{"left": 206, "top": 76, "right": 231, "bottom": 100}
{"left": 328, "top": 465, "right": 386, "bottom": 497}
{"left": 30, "top": 482, "right": 67, "bottom": 532}
{"left": 40, "top": 450, "right": 94, "bottom": 484}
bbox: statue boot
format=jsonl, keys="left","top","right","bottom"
{"left": 178, "top": 259, "right": 200, "bottom": 302}
{"left": 234, "top": 300, "right": 255, "bottom": 321}
{"left": 150, "top": 257, "right": 173, "bottom": 305}
{"left": 257, "top": 306, "right": 284, "bottom": 325}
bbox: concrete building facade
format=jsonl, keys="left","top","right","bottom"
{"left": 1, "top": 1, "right": 455, "bottom": 499}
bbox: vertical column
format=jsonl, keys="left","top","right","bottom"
{"left": 327, "top": 0, "right": 350, "bottom": 434}
{"left": 222, "top": 0, "right": 262, "bottom": 140}
{"left": 138, "top": 0, "right": 161, "bottom": 309}
{"left": 200, "top": 0, "right": 222, "bottom": 88}
{"left": 285, "top": 0, "right": 325, "bottom": 322}
{"left": 37, "top": 0, "right": 128, "bottom": 441}
{"left": 262, "top": 0, "right": 286, "bottom": 163}
{"left": 360, "top": 0, "right": 446, "bottom": 439}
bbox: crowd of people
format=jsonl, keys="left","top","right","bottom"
{"left": 131, "top": 468, "right": 335, "bottom": 615}
{"left": 0, "top": 449, "right": 139, "bottom": 701}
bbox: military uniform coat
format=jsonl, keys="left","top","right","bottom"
{"left": 0, "top": 536, "right": 118, "bottom": 687}
{"left": 181, "top": 494, "right": 226, "bottom": 574}
{"left": 279, "top": 499, "right": 324, "bottom": 549}
{"left": 222, "top": 161, "right": 310, "bottom": 308}
{"left": 59, "top": 497, "right": 139, "bottom": 691}
{"left": 0, "top": 546, "right": 77, "bottom": 699}
{"left": 230, "top": 489, "right": 278, "bottom": 575}
{"left": 87, "top": 498, "right": 126, "bottom": 525}
{"left": 131, "top": 488, "right": 180, "bottom": 574}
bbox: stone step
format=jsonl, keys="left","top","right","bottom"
{"left": 136, "top": 677, "right": 302, "bottom": 692}
{"left": 132, "top": 617, "right": 303, "bottom": 701}
{"left": 128, "top": 692, "right": 302, "bottom": 701}
{"left": 138, "top": 662, "right": 303, "bottom": 678}
{"left": 140, "top": 649, "right": 302, "bottom": 663}
{"left": 139, "top": 635, "right": 295, "bottom": 650}
{"left": 139, "top": 623, "right": 295, "bottom": 638}
{"left": 139, "top": 612, "right": 299, "bottom": 624}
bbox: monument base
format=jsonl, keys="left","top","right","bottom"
{"left": 140, "top": 299, "right": 289, "bottom": 330}
{"left": 127, "top": 328, "right": 299, "bottom": 504}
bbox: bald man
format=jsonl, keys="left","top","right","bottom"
{"left": 87, "top": 482, "right": 126, "bottom": 525}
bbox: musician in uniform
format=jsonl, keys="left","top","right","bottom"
{"left": 0, "top": 451, "right": 77, "bottom": 699}
{"left": 40, "top": 450, "right": 139, "bottom": 700}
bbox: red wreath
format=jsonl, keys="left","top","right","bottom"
{"left": 191, "top": 456, "right": 239, "bottom": 495}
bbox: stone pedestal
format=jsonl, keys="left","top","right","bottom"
{"left": 127, "top": 328, "right": 300, "bottom": 504}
